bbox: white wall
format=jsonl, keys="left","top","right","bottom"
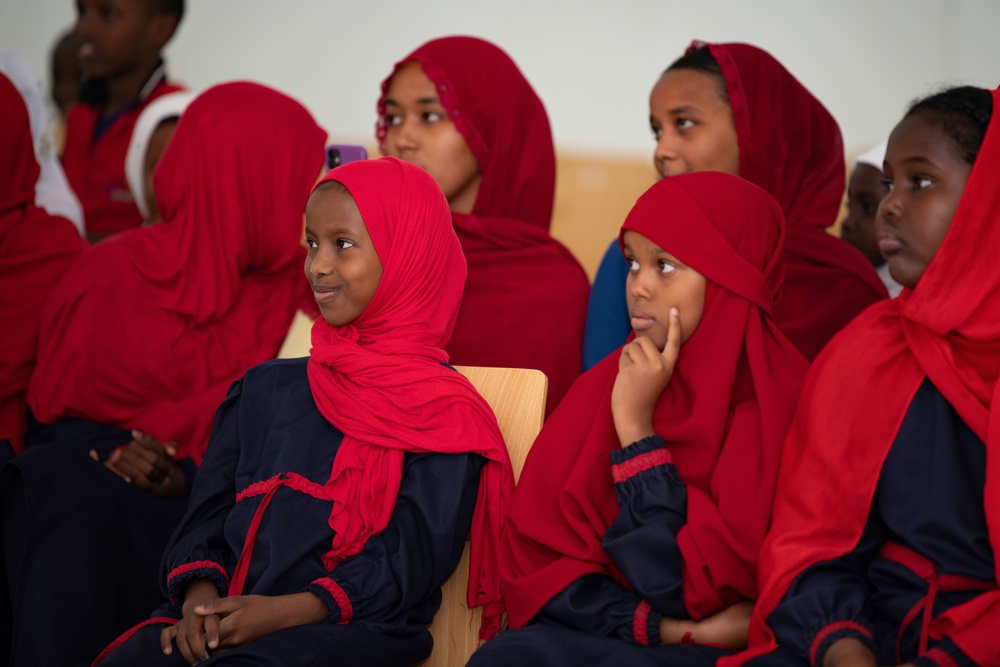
{"left": 3, "top": 0, "right": 999, "bottom": 157}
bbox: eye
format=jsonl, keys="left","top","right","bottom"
{"left": 384, "top": 113, "right": 401, "bottom": 127}
{"left": 863, "top": 202, "right": 878, "bottom": 216}
{"left": 336, "top": 239, "right": 355, "bottom": 249}
{"left": 305, "top": 238, "right": 318, "bottom": 250}
{"left": 626, "top": 257, "right": 639, "bottom": 271}
{"left": 102, "top": 7, "right": 119, "bottom": 20}
{"left": 913, "top": 176, "right": 932, "bottom": 190}
{"left": 676, "top": 118, "right": 695, "bottom": 131}
{"left": 423, "top": 111, "right": 443, "bottom": 123}
{"left": 650, "top": 125, "right": 663, "bottom": 140}
{"left": 658, "top": 260, "right": 676, "bottom": 274}
{"left": 881, "top": 178, "right": 894, "bottom": 193}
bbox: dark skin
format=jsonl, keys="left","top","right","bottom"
{"left": 89, "top": 429, "right": 185, "bottom": 497}
{"left": 841, "top": 164, "right": 889, "bottom": 267}
{"left": 73, "top": 0, "right": 178, "bottom": 120}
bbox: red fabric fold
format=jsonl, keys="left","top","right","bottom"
{"left": 306, "top": 157, "right": 514, "bottom": 639}
{"left": 500, "top": 172, "right": 807, "bottom": 628}
{"left": 693, "top": 41, "right": 888, "bottom": 360}
{"left": 27, "top": 82, "right": 324, "bottom": 463}
{"left": 377, "top": 36, "right": 590, "bottom": 414}
{"left": 0, "top": 73, "right": 86, "bottom": 451}
{"left": 726, "top": 87, "right": 1000, "bottom": 667}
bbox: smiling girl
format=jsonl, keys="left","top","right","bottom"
{"left": 723, "top": 86, "right": 998, "bottom": 667}
{"left": 93, "top": 157, "right": 513, "bottom": 666}
{"left": 468, "top": 171, "right": 807, "bottom": 667}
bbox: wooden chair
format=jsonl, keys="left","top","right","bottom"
{"left": 417, "top": 366, "right": 548, "bottom": 667}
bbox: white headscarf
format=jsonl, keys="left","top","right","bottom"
{"left": 124, "top": 91, "right": 197, "bottom": 221}
{"left": 854, "top": 140, "right": 887, "bottom": 171}
{"left": 0, "top": 49, "right": 84, "bottom": 235}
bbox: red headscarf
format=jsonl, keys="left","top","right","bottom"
{"left": 27, "top": 82, "right": 325, "bottom": 463}
{"left": 377, "top": 36, "right": 590, "bottom": 415}
{"left": 692, "top": 41, "right": 887, "bottom": 360}
{"left": 0, "top": 73, "right": 85, "bottom": 452}
{"left": 724, "top": 87, "right": 1000, "bottom": 667}
{"left": 307, "top": 157, "right": 514, "bottom": 639}
{"left": 501, "top": 171, "right": 808, "bottom": 628}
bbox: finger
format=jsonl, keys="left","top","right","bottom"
{"left": 113, "top": 457, "right": 152, "bottom": 489}
{"left": 195, "top": 597, "right": 240, "bottom": 616}
{"left": 184, "top": 619, "right": 209, "bottom": 662}
{"left": 128, "top": 443, "right": 173, "bottom": 478}
{"left": 661, "top": 307, "right": 682, "bottom": 366}
{"left": 160, "top": 625, "right": 176, "bottom": 655}
{"left": 164, "top": 440, "right": 179, "bottom": 458}
{"left": 204, "top": 613, "right": 221, "bottom": 650}
{"left": 117, "top": 448, "right": 165, "bottom": 483}
{"left": 89, "top": 449, "right": 99, "bottom": 462}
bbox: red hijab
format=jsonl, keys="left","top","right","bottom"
{"left": 501, "top": 171, "right": 808, "bottom": 628}
{"left": 693, "top": 41, "right": 887, "bottom": 360}
{"left": 27, "top": 82, "right": 325, "bottom": 463}
{"left": 0, "top": 73, "right": 85, "bottom": 452}
{"left": 377, "top": 36, "right": 590, "bottom": 415}
{"left": 307, "top": 157, "right": 514, "bottom": 639}
{"left": 724, "top": 88, "right": 1000, "bottom": 667}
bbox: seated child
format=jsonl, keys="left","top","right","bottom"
{"left": 469, "top": 171, "right": 808, "bottom": 666}
{"left": 840, "top": 142, "right": 903, "bottom": 297}
{"left": 0, "top": 72, "right": 86, "bottom": 457}
{"left": 93, "top": 157, "right": 514, "bottom": 666}
{"left": 62, "top": 0, "right": 185, "bottom": 241}
{"left": 722, "top": 86, "right": 998, "bottom": 667}
{"left": 124, "top": 90, "right": 196, "bottom": 224}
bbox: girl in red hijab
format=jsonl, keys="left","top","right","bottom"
{"left": 94, "top": 157, "right": 513, "bottom": 667}
{"left": 584, "top": 41, "right": 887, "bottom": 368}
{"left": 0, "top": 72, "right": 86, "bottom": 457}
{"left": 468, "top": 171, "right": 807, "bottom": 667}
{"left": 721, "top": 86, "right": 998, "bottom": 667}
{"left": 0, "top": 82, "right": 325, "bottom": 667}
{"left": 378, "top": 35, "right": 591, "bottom": 416}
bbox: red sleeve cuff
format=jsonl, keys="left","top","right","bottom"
{"left": 613, "top": 448, "right": 672, "bottom": 483}
{"left": 809, "top": 620, "right": 873, "bottom": 667}
{"left": 309, "top": 577, "right": 353, "bottom": 624}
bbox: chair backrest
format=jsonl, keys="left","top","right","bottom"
{"left": 418, "top": 366, "right": 548, "bottom": 667}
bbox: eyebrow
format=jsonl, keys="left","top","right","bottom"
{"left": 304, "top": 226, "right": 361, "bottom": 237}
{"left": 384, "top": 96, "right": 441, "bottom": 107}
{"left": 665, "top": 105, "right": 702, "bottom": 116}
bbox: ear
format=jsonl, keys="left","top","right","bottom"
{"left": 148, "top": 12, "right": 179, "bottom": 50}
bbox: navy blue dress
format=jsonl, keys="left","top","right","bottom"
{"left": 469, "top": 436, "right": 728, "bottom": 667}
{"left": 750, "top": 379, "right": 992, "bottom": 667}
{"left": 96, "top": 357, "right": 484, "bottom": 666}
{"left": 0, "top": 418, "right": 195, "bottom": 667}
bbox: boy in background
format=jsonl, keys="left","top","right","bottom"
{"left": 62, "top": 0, "right": 184, "bottom": 243}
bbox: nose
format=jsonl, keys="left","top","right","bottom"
{"left": 879, "top": 187, "right": 901, "bottom": 222}
{"left": 307, "top": 246, "right": 333, "bottom": 279}
{"left": 653, "top": 132, "right": 677, "bottom": 177}
{"left": 392, "top": 116, "right": 418, "bottom": 154}
{"left": 627, "top": 266, "right": 653, "bottom": 301}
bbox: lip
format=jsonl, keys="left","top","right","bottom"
{"left": 875, "top": 228, "right": 902, "bottom": 255}
{"left": 78, "top": 42, "right": 96, "bottom": 61}
{"left": 312, "top": 285, "right": 341, "bottom": 304}
{"left": 629, "top": 308, "right": 655, "bottom": 332}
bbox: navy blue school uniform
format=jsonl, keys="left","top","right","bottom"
{"left": 0, "top": 418, "right": 194, "bottom": 667}
{"left": 96, "top": 357, "right": 484, "bottom": 666}
{"left": 469, "top": 437, "right": 727, "bottom": 667}
{"left": 747, "top": 380, "right": 992, "bottom": 667}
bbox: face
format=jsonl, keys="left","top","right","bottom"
{"left": 649, "top": 69, "right": 740, "bottom": 179}
{"left": 304, "top": 185, "right": 384, "bottom": 327}
{"left": 141, "top": 118, "right": 176, "bottom": 224}
{"left": 382, "top": 62, "right": 481, "bottom": 214}
{"left": 878, "top": 114, "right": 972, "bottom": 289}
{"left": 622, "top": 230, "right": 706, "bottom": 350}
{"left": 840, "top": 163, "right": 889, "bottom": 267}
{"left": 74, "top": 0, "right": 174, "bottom": 80}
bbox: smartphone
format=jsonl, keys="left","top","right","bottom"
{"left": 326, "top": 144, "right": 368, "bottom": 170}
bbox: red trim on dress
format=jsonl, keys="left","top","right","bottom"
{"left": 166, "top": 560, "right": 229, "bottom": 587}
{"left": 633, "top": 599, "right": 652, "bottom": 645}
{"left": 313, "top": 577, "right": 353, "bottom": 624}
{"left": 91, "top": 616, "right": 177, "bottom": 665}
{"left": 808, "top": 621, "right": 872, "bottom": 667}
{"left": 612, "top": 448, "right": 672, "bottom": 483}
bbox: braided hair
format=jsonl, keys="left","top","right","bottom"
{"left": 907, "top": 86, "right": 992, "bottom": 165}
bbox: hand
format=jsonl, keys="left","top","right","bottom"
{"left": 161, "top": 579, "right": 221, "bottom": 665}
{"left": 91, "top": 429, "right": 185, "bottom": 497}
{"left": 822, "top": 637, "right": 877, "bottom": 667}
{"left": 658, "top": 601, "right": 753, "bottom": 651}
{"left": 194, "top": 592, "right": 327, "bottom": 649}
{"left": 612, "top": 308, "right": 681, "bottom": 447}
